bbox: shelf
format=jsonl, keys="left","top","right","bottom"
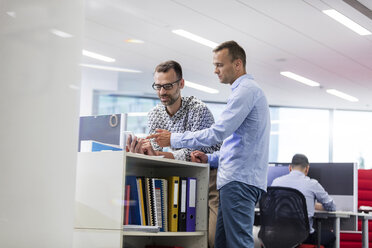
{"left": 126, "top": 152, "right": 208, "bottom": 169}
{"left": 74, "top": 151, "right": 209, "bottom": 247}
{"left": 122, "top": 231, "right": 206, "bottom": 236}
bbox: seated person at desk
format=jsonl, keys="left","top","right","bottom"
{"left": 271, "top": 154, "right": 336, "bottom": 248}
{"left": 127, "top": 60, "right": 220, "bottom": 248}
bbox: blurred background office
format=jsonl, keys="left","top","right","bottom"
{"left": 1, "top": 0, "right": 372, "bottom": 247}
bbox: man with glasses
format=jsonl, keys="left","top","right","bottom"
{"left": 128, "top": 60, "right": 220, "bottom": 248}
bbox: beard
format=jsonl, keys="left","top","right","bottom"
{"left": 160, "top": 93, "right": 179, "bottom": 106}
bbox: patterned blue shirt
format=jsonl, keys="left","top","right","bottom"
{"left": 271, "top": 170, "right": 336, "bottom": 233}
{"left": 171, "top": 74, "right": 270, "bottom": 190}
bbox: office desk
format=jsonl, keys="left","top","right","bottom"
{"left": 256, "top": 209, "right": 370, "bottom": 248}
{"left": 357, "top": 212, "right": 372, "bottom": 248}
{"left": 314, "top": 211, "right": 352, "bottom": 248}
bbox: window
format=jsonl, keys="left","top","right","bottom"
{"left": 269, "top": 107, "right": 329, "bottom": 162}
{"left": 333, "top": 110, "right": 372, "bottom": 169}
{"left": 93, "top": 93, "right": 372, "bottom": 167}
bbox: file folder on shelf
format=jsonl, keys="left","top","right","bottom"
{"left": 168, "top": 176, "right": 180, "bottom": 232}
{"left": 178, "top": 177, "right": 187, "bottom": 231}
{"left": 154, "top": 178, "right": 168, "bottom": 232}
{"left": 136, "top": 177, "right": 147, "bottom": 225}
{"left": 145, "top": 178, "right": 157, "bottom": 227}
{"left": 186, "top": 177, "right": 196, "bottom": 232}
{"left": 126, "top": 176, "right": 141, "bottom": 225}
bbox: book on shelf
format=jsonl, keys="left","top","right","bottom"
{"left": 125, "top": 176, "right": 141, "bottom": 225}
{"left": 136, "top": 177, "right": 147, "bottom": 225}
{"left": 145, "top": 178, "right": 157, "bottom": 227}
{"left": 153, "top": 178, "right": 168, "bottom": 232}
{"left": 125, "top": 176, "right": 196, "bottom": 232}
{"left": 124, "top": 185, "right": 130, "bottom": 225}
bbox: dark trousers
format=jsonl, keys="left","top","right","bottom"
{"left": 215, "top": 181, "right": 263, "bottom": 248}
{"left": 303, "top": 230, "right": 335, "bottom": 248}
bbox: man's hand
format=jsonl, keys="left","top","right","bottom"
{"left": 146, "top": 129, "right": 171, "bottom": 147}
{"left": 315, "top": 202, "right": 325, "bottom": 211}
{"left": 141, "top": 140, "right": 158, "bottom": 156}
{"left": 126, "top": 137, "right": 158, "bottom": 156}
{"left": 191, "top": 150, "right": 208, "bottom": 163}
{"left": 126, "top": 136, "right": 146, "bottom": 154}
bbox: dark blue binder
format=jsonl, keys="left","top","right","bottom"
{"left": 126, "top": 175, "right": 141, "bottom": 225}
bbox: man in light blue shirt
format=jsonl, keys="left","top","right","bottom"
{"left": 271, "top": 154, "right": 336, "bottom": 248}
{"left": 148, "top": 40, "right": 270, "bottom": 248}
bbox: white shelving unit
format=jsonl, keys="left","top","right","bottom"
{"left": 73, "top": 151, "right": 209, "bottom": 248}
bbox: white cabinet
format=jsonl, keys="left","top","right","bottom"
{"left": 74, "top": 151, "right": 209, "bottom": 248}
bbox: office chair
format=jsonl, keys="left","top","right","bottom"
{"left": 258, "top": 186, "right": 310, "bottom": 248}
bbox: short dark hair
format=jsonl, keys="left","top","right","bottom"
{"left": 154, "top": 60, "right": 182, "bottom": 79}
{"left": 291, "top": 154, "right": 309, "bottom": 169}
{"left": 213, "top": 40, "right": 246, "bottom": 68}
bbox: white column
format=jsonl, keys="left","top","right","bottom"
{"left": 0, "top": 0, "right": 83, "bottom": 247}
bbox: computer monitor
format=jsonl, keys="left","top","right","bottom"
{"left": 267, "top": 164, "right": 289, "bottom": 186}
{"left": 267, "top": 162, "right": 357, "bottom": 212}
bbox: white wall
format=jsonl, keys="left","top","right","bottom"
{"left": 80, "top": 67, "right": 118, "bottom": 116}
{"left": 0, "top": 0, "right": 83, "bottom": 247}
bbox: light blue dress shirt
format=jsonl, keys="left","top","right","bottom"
{"left": 271, "top": 170, "right": 336, "bottom": 233}
{"left": 171, "top": 74, "right": 270, "bottom": 191}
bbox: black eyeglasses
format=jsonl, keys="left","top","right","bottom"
{"left": 152, "top": 79, "right": 181, "bottom": 91}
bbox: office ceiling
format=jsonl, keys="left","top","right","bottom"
{"left": 83, "top": 0, "right": 372, "bottom": 110}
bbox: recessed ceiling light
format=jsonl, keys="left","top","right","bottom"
{"left": 185, "top": 80, "right": 219, "bottom": 94}
{"left": 82, "top": 50, "right": 115, "bottom": 62}
{"left": 172, "top": 29, "right": 218, "bottom": 49}
{"left": 125, "top": 39, "right": 144, "bottom": 44}
{"left": 326, "top": 89, "right": 359, "bottom": 102}
{"left": 50, "top": 29, "right": 73, "bottom": 38}
{"left": 280, "top": 71, "right": 320, "bottom": 87}
{"left": 323, "top": 9, "right": 371, "bottom": 35}
{"left": 80, "top": 64, "right": 141, "bottom": 73}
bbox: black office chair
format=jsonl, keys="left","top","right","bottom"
{"left": 258, "top": 186, "right": 310, "bottom": 248}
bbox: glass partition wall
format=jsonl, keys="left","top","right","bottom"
{"left": 93, "top": 93, "right": 372, "bottom": 169}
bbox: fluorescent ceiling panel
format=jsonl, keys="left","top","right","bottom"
{"left": 50, "top": 29, "right": 73, "bottom": 38}
{"left": 172, "top": 29, "right": 218, "bottom": 48}
{"left": 185, "top": 80, "right": 219, "bottom": 94}
{"left": 280, "top": 71, "right": 320, "bottom": 87}
{"left": 323, "top": 9, "right": 371, "bottom": 35}
{"left": 326, "top": 89, "right": 359, "bottom": 102}
{"left": 82, "top": 50, "right": 115, "bottom": 62}
{"left": 80, "top": 64, "right": 141, "bottom": 73}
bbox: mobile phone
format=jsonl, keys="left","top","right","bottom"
{"left": 122, "top": 131, "right": 134, "bottom": 149}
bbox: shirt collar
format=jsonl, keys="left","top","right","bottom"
{"left": 231, "top": 74, "right": 254, "bottom": 90}
{"left": 162, "top": 96, "right": 188, "bottom": 118}
{"left": 290, "top": 170, "right": 306, "bottom": 177}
